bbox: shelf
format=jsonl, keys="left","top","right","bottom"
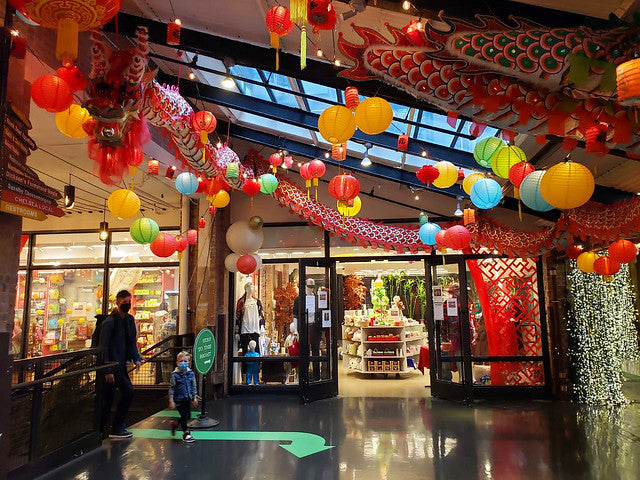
{"left": 341, "top": 339, "right": 361, "bottom": 343}
{"left": 362, "top": 325, "right": 404, "bottom": 329}
{"left": 364, "top": 356, "right": 404, "bottom": 359}
{"left": 364, "top": 340, "right": 403, "bottom": 344}
{"left": 405, "top": 336, "right": 427, "bottom": 342}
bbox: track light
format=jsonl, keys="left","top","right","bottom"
{"left": 188, "top": 71, "right": 196, "bottom": 80}
{"left": 454, "top": 204, "right": 463, "bottom": 216}
{"left": 64, "top": 184, "right": 75, "bottom": 209}
{"left": 221, "top": 75, "right": 235, "bottom": 89}
{"left": 361, "top": 155, "right": 371, "bottom": 167}
{"left": 342, "top": 0, "right": 367, "bottom": 20}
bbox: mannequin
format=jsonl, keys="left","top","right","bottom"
{"left": 235, "top": 282, "right": 265, "bottom": 374}
{"left": 245, "top": 340, "right": 260, "bottom": 385}
{"left": 284, "top": 322, "right": 299, "bottom": 384}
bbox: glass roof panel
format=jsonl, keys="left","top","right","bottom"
{"left": 262, "top": 71, "right": 300, "bottom": 108}
{"left": 455, "top": 127, "right": 500, "bottom": 152}
{"left": 229, "top": 109, "right": 313, "bottom": 141}
{"left": 415, "top": 127, "right": 456, "bottom": 148}
{"left": 229, "top": 65, "right": 271, "bottom": 102}
{"left": 299, "top": 80, "right": 337, "bottom": 113}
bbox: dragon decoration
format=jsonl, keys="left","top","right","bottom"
{"left": 79, "top": 23, "right": 640, "bottom": 259}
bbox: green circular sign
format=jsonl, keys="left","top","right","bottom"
{"left": 193, "top": 328, "right": 216, "bottom": 374}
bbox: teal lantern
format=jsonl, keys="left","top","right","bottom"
{"left": 419, "top": 222, "right": 441, "bottom": 245}
{"left": 175, "top": 172, "right": 199, "bottom": 195}
{"left": 519, "top": 171, "right": 554, "bottom": 212}
{"left": 473, "top": 137, "right": 505, "bottom": 168}
{"left": 418, "top": 212, "right": 429, "bottom": 225}
{"left": 130, "top": 218, "right": 160, "bottom": 244}
{"left": 226, "top": 162, "right": 239, "bottom": 179}
{"left": 259, "top": 173, "right": 279, "bottom": 194}
{"left": 470, "top": 178, "right": 502, "bottom": 209}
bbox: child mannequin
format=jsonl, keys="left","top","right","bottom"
{"left": 284, "top": 322, "right": 299, "bottom": 384}
{"left": 245, "top": 340, "right": 260, "bottom": 385}
{"left": 168, "top": 351, "right": 198, "bottom": 443}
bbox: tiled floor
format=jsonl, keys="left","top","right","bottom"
{"left": 40, "top": 382, "right": 640, "bottom": 480}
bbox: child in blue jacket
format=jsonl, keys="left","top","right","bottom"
{"left": 168, "top": 351, "right": 198, "bottom": 442}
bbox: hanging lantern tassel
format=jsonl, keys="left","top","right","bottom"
{"left": 56, "top": 18, "right": 79, "bottom": 64}
{"left": 200, "top": 131, "right": 208, "bottom": 163}
{"left": 313, "top": 177, "right": 318, "bottom": 201}
{"left": 301, "top": 26, "right": 307, "bottom": 70}
{"left": 270, "top": 33, "right": 280, "bottom": 71}
{"left": 514, "top": 187, "right": 522, "bottom": 221}
{"left": 129, "top": 166, "right": 137, "bottom": 190}
{"left": 305, "top": 179, "right": 311, "bottom": 200}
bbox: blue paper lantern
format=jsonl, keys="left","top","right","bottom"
{"left": 519, "top": 171, "right": 554, "bottom": 212}
{"left": 175, "top": 172, "right": 199, "bottom": 195}
{"left": 470, "top": 178, "right": 502, "bottom": 209}
{"left": 419, "top": 222, "right": 441, "bottom": 245}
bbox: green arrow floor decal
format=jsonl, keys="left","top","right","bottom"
{"left": 128, "top": 428, "right": 334, "bottom": 458}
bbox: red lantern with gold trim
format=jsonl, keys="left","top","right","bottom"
{"left": 31, "top": 75, "right": 73, "bottom": 112}
{"left": 269, "top": 152, "right": 283, "bottom": 173}
{"left": 608, "top": 239, "right": 638, "bottom": 264}
{"left": 345, "top": 87, "right": 359, "bottom": 111}
{"left": 328, "top": 174, "right": 359, "bottom": 202}
{"left": 192, "top": 111, "right": 217, "bottom": 144}
{"left": 265, "top": 6, "right": 293, "bottom": 70}
{"left": 585, "top": 123, "right": 609, "bottom": 156}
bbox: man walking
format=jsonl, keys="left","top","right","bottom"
{"left": 99, "top": 290, "right": 142, "bottom": 439}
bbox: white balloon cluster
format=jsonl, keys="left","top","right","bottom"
{"left": 225, "top": 217, "right": 264, "bottom": 274}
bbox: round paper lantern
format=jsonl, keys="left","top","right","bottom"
{"left": 565, "top": 245, "right": 583, "bottom": 260}
{"left": 55, "top": 104, "right": 91, "bottom": 138}
{"left": 31, "top": 75, "right": 73, "bottom": 113}
{"left": 354, "top": 97, "right": 393, "bottom": 135}
{"left": 608, "top": 239, "right": 638, "bottom": 264}
{"left": 508, "top": 162, "right": 535, "bottom": 188}
{"left": 187, "top": 229, "right": 198, "bottom": 244}
{"left": 337, "top": 196, "right": 362, "bottom": 217}
{"left": 593, "top": 256, "right": 621, "bottom": 276}
{"left": 211, "top": 190, "right": 230, "bottom": 208}
{"left": 192, "top": 110, "right": 216, "bottom": 138}
{"left": 224, "top": 253, "right": 241, "bottom": 273}
{"left": 129, "top": 218, "right": 159, "bottom": 244}
{"left": 251, "top": 254, "right": 263, "bottom": 271}
{"left": 226, "top": 162, "right": 239, "bottom": 179}
{"left": 444, "top": 225, "right": 471, "bottom": 250}
{"left": 576, "top": 251, "right": 598, "bottom": 273}
{"left": 418, "top": 222, "right": 441, "bottom": 245}
{"left": 473, "top": 137, "right": 505, "bottom": 168}
{"left": 226, "top": 220, "right": 264, "bottom": 254}
{"left": 308, "top": 159, "right": 326, "bottom": 180}
{"left": 470, "top": 178, "right": 502, "bottom": 209}
{"left": 265, "top": 5, "right": 294, "bottom": 39}
{"left": 307, "top": 0, "right": 337, "bottom": 31}
{"left": 150, "top": 233, "right": 177, "bottom": 258}
{"left": 108, "top": 189, "right": 140, "bottom": 219}
{"left": 416, "top": 165, "right": 440, "bottom": 185}
{"left": 300, "top": 162, "right": 312, "bottom": 187}
{"left": 269, "top": 153, "right": 283, "bottom": 172}
{"left": 435, "top": 229, "right": 448, "bottom": 250}
{"left": 491, "top": 145, "right": 526, "bottom": 179}
{"left": 616, "top": 59, "right": 640, "bottom": 106}
{"left": 519, "top": 171, "right": 554, "bottom": 212}
{"left": 328, "top": 174, "right": 360, "bottom": 201}
{"left": 175, "top": 172, "right": 199, "bottom": 195}
{"left": 318, "top": 105, "right": 356, "bottom": 144}
{"left": 259, "top": 174, "right": 279, "bottom": 194}
{"left": 237, "top": 254, "right": 258, "bottom": 274}
{"left": 540, "top": 162, "right": 594, "bottom": 210}
{"left": 432, "top": 161, "right": 458, "bottom": 188}
{"left": 175, "top": 235, "right": 188, "bottom": 253}
{"left": 344, "top": 86, "right": 359, "bottom": 110}
{"left": 242, "top": 179, "right": 261, "bottom": 196}
{"left": 463, "top": 172, "right": 485, "bottom": 195}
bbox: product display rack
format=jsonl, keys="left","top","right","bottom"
{"left": 132, "top": 271, "right": 166, "bottom": 350}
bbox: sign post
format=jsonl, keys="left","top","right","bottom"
{"left": 188, "top": 328, "right": 219, "bottom": 429}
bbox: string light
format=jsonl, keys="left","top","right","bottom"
{"left": 317, "top": 49, "right": 323, "bottom": 57}
{"left": 421, "top": 150, "right": 427, "bottom": 157}
{"left": 334, "top": 59, "right": 341, "bottom": 67}
{"left": 402, "top": 1, "right": 411, "bottom": 10}
{"left": 324, "top": 152, "right": 330, "bottom": 159}
{"left": 174, "top": 18, "right": 182, "bottom": 26}
{"left": 188, "top": 72, "right": 196, "bottom": 80}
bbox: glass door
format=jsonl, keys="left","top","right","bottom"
{"left": 298, "top": 259, "right": 338, "bottom": 403}
{"left": 425, "top": 257, "right": 473, "bottom": 402}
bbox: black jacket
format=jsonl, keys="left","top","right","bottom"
{"left": 98, "top": 310, "right": 142, "bottom": 372}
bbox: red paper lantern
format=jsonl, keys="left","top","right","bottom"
{"left": 593, "top": 256, "right": 621, "bottom": 276}
{"left": 435, "top": 229, "right": 448, "bottom": 250}
{"left": 192, "top": 110, "right": 217, "bottom": 145}
{"left": 416, "top": 165, "right": 440, "bottom": 185}
{"left": 242, "top": 179, "right": 261, "bottom": 196}
{"left": 198, "top": 216, "right": 206, "bottom": 229}
{"left": 345, "top": 86, "right": 359, "bottom": 111}
{"left": 167, "top": 19, "right": 181, "bottom": 46}
{"left": 31, "top": 75, "right": 72, "bottom": 112}
{"left": 300, "top": 162, "right": 312, "bottom": 188}
{"left": 307, "top": 0, "right": 337, "bottom": 31}
{"left": 509, "top": 162, "right": 535, "bottom": 188}
{"left": 150, "top": 233, "right": 177, "bottom": 257}
{"left": 283, "top": 156, "right": 293, "bottom": 168}
{"left": 197, "top": 177, "right": 211, "bottom": 194}
{"left": 187, "top": 229, "right": 198, "bottom": 244}
{"left": 398, "top": 134, "right": 409, "bottom": 151}
{"left": 166, "top": 166, "right": 176, "bottom": 179}
{"left": 175, "top": 235, "right": 188, "bottom": 252}
{"left": 402, "top": 20, "right": 425, "bottom": 45}
{"left": 208, "top": 204, "right": 217, "bottom": 215}
{"left": 444, "top": 225, "right": 471, "bottom": 250}
{"left": 585, "top": 123, "right": 609, "bottom": 156}
{"left": 56, "top": 64, "right": 87, "bottom": 92}
{"left": 147, "top": 160, "right": 159, "bottom": 175}
{"left": 608, "top": 239, "right": 638, "bottom": 264}
{"left": 265, "top": 6, "right": 293, "bottom": 70}
{"left": 457, "top": 169, "right": 465, "bottom": 181}
{"left": 328, "top": 174, "right": 360, "bottom": 202}
{"left": 237, "top": 254, "right": 258, "bottom": 275}
{"left": 565, "top": 245, "right": 583, "bottom": 259}
{"left": 308, "top": 159, "right": 326, "bottom": 181}
{"left": 269, "top": 152, "right": 283, "bottom": 173}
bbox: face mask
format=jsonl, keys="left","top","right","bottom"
{"left": 120, "top": 303, "right": 131, "bottom": 313}
{"left": 178, "top": 361, "right": 189, "bottom": 371}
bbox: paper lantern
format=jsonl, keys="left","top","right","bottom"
{"left": 491, "top": 145, "right": 526, "bottom": 179}
{"left": 435, "top": 229, "right": 448, "bottom": 250}
{"left": 175, "top": 235, "right": 188, "bottom": 253}
{"left": 108, "top": 189, "right": 140, "bottom": 219}
{"left": 519, "top": 171, "right": 554, "bottom": 212}
{"left": 355, "top": 97, "right": 393, "bottom": 135}
{"left": 416, "top": 165, "right": 440, "bottom": 185}
{"left": 167, "top": 20, "right": 181, "bottom": 46}
{"left": 307, "top": 0, "right": 337, "bottom": 31}
{"left": 473, "top": 137, "right": 505, "bottom": 168}
{"left": 470, "top": 178, "right": 502, "bottom": 209}
{"left": 418, "top": 222, "right": 441, "bottom": 245}
{"left": 259, "top": 174, "right": 279, "bottom": 194}
{"left": 508, "top": 162, "right": 535, "bottom": 188}
{"left": 444, "top": 225, "right": 471, "bottom": 250}
{"left": 165, "top": 166, "right": 176, "bottom": 179}
{"left": 616, "top": 59, "right": 640, "bottom": 106}
{"left": 55, "top": 104, "right": 91, "bottom": 138}
{"left": 540, "top": 161, "right": 594, "bottom": 210}
{"left": 344, "top": 86, "right": 359, "bottom": 111}
{"left": 432, "top": 161, "right": 458, "bottom": 188}
{"left": 242, "top": 179, "right": 261, "bottom": 196}
{"left": 269, "top": 153, "right": 283, "bottom": 173}
{"left": 328, "top": 174, "right": 360, "bottom": 202}
{"left": 398, "top": 134, "right": 409, "bottom": 151}
{"left": 585, "top": 123, "right": 609, "bottom": 156}
{"left": 147, "top": 159, "right": 159, "bottom": 175}
{"left": 331, "top": 143, "right": 347, "bottom": 161}
{"left": 283, "top": 156, "right": 293, "bottom": 168}
{"left": 565, "top": 245, "right": 583, "bottom": 260}
{"left": 300, "top": 162, "right": 312, "bottom": 187}
{"left": 56, "top": 64, "right": 87, "bottom": 92}
{"left": 192, "top": 110, "right": 217, "bottom": 144}
{"left": 576, "top": 251, "right": 598, "bottom": 273}
{"left": 198, "top": 217, "right": 206, "bottom": 229}
{"left": 318, "top": 105, "right": 356, "bottom": 144}
{"left": 129, "top": 218, "right": 159, "bottom": 244}
{"left": 175, "top": 172, "right": 199, "bottom": 195}
{"left": 308, "top": 159, "right": 326, "bottom": 184}
{"left": 593, "top": 256, "right": 621, "bottom": 277}
{"left": 225, "top": 253, "right": 241, "bottom": 273}
{"left": 457, "top": 169, "right": 465, "bottom": 181}
{"left": 463, "top": 208, "right": 476, "bottom": 225}
{"left": 608, "top": 239, "right": 638, "bottom": 264}
{"left": 462, "top": 172, "right": 485, "bottom": 195}
{"left": 211, "top": 190, "right": 230, "bottom": 208}
{"left": 337, "top": 196, "right": 362, "bottom": 217}
{"left": 226, "top": 162, "right": 239, "bottom": 179}
{"left": 265, "top": 6, "right": 293, "bottom": 70}
{"left": 187, "top": 229, "right": 198, "bottom": 244}
{"left": 226, "top": 220, "right": 264, "bottom": 254}
{"left": 237, "top": 254, "right": 257, "bottom": 274}
{"left": 150, "top": 233, "right": 177, "bottom": 258}
{"left": 31, "top": 75, "right": 73, "bottom": 113}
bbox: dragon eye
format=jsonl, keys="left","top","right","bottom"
{"left": 101, "top": 127, "right": 115, "bottom": 137}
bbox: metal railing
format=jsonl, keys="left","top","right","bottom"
{"left": 127, "top": 334, "right": 195, "bottom": 386}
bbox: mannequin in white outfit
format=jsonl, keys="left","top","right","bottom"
{"left": 235, "top": 282, "right": 265, "bottom": 373}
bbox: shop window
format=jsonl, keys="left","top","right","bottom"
{"left": 110, "top": 231, "right": 180, "bottom": 263}
{"left": 11, "top": 271, "right": 27, "bottom": 357}
{"left": 32, "top": 233, "right": 106, "bottom": 266}
{"left": 331, "top": 235, "right": 421, "bottom": 257}
{"left": 19, "top": 235, "right": 29, "bottom": 267}
{"left": 258, "top": 226, "right": 324, "bottom": 260}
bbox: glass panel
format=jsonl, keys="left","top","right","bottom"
{"left": 432, "top": 263, "right": 463, "bottom": 383}
{"left": 303, "top": 266, "right": 332, "bottom": 381}
{"left": 32, "top": 233, "right": 106, "bottom": 266}
{"left": 110, "top": 230, "right": 180, "bottom": 263}
{"left": 19, "top": 235, "right": 28, "bottom": 267}
{"left": 299, "top": 80, "right": 337, "bottom": 113}
{"left": 258, "top": 226, "right": 324, "bottom": 259}
{"left": 26, "top": 268, "right": 105, "bottom": 357}
{"left": 11, "top": 270, "right": 27, "bottom": 357}
{"left": 415, "top": 127, "right": 456, "bottom": 147}
{"left": 263, "top": 71, "right": 300, "bottom": 108}
{"left": 455, "top": 127, "right": 500, "bottom": 152}
{"left": 229, "top": 65, "right": 271, "bottom": 101}
{"left": 471, "top": 361, "right": 545, "bottom": 386}
{"left": 229, "top": 109, "right": 313, "bottom": 141}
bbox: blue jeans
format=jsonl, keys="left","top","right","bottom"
{"left": 246, "top": 364, "right": 259, "bottom": 385}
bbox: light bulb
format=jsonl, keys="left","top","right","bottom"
{"left": 414, "top": 195, "right": 420, "bottom": 201}
{"left": 317, "top": 49, "right": 323, "bottom": 57}
{"left": 324, "top": 152, "right": 330, "bottom": 159}
{"left": 334, "top": 59, "right": 341, "bottom": 67}
{"left": 421, "top": 151, "right": 427, "bottom": 157}
{"left": 188, "top": 72, "right": 196, "bottom": 80}
{"left": 221, "top": 76, "right": 235, "bottom": 89}
{"left": 174, "top": 18, "right": 182, "bottom": 26}
{"left": 402, "top": 1, "right": 411, "bottom": 10}
{"left": 216, "top": 142, "right": 222, "bottom": 148}
{"left": 361, "top": 156, "right": 372, "bottom": 167}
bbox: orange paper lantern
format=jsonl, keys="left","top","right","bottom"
{"left": 31, "top": 75, "right": 73, "bottom": 112}
{"left": 608, "top": 239, "right": 638, "bottom": 264}
{"left": 616, "top": 59, "right": 640, "bottom": 106}
{"left": 463, "top": 208, "right": 476, "bottom": 225}
{"left": 331, "top": 143, "right": 347, "bottom": 161}
{"left": 345, "top": 87, "right": 360, "bottom": 111}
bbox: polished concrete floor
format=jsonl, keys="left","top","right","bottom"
{"left": 338, "top": 362, "right": 430, "bottom": 398}
{"left": 40, "top": 383, "right": 640, "bottom": 480}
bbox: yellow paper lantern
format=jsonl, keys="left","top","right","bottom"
{"left": 491, "top": 145, "right": 526, "bottom": 179}
{"left": 432, "top": 161, "right": 458, "bottom": 188}
{"left": 66, "top": 309, "right": 72, "bottom": 314}
{"left": 539, "top": 161, "right": 595, "bottom": 210}
{"left": 211, "top": 190, "right": 230, "bottom": 208}
{"left": 108, "top": 189, "right": 141, "bottom": 219}
{"left": 318, "top": 105, "right": 356, "bottom": 144}
{"left": 55, "top": 104, "right": 91, "bottom": 138}
{"left": 36, "top": 309, "right": 43, "bottom": 315}
{"left": 463, "top": 172, "right": 485, "bottom": 195}
{"left": 355, "top": 97, "right": 393, "bottom": 135}
{"left": 337, "top": 196, "right": 362, "bottom": 217}
{"left": 57, "top": 319, "right": 64, "bottom": 326}
{"left": 576, "top": 251, "right": 598, "bottom": 273}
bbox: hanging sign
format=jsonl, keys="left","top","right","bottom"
{"left": 0, "top": 200, "right": 47, "bottom": 221}
{"left": 446, "top": 298, "right": 458, "bottom": 316}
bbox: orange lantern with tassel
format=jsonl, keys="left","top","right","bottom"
{"left": 585, "top": 123, "right": 609, "bottom": 156}
{"left": 463, "top": 208, "right": 476, "bottom": 225}
{"left": 345, "top": 87, "right": 360, "bottom": 111}
{"left": 31, "top": 75, "right": 73, "bottom": 112}
{"left": 265, "top": 6, "right": 294, "bottom": 71}
{"left": 331, "top": 143, "right": 347, "bottom": 161}
{"left": 616, "top": 59, "right": 640, "bottom": 106}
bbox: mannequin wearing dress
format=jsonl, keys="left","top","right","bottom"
{"left": 235, "top": 283, "right": 265, "bottom": 371}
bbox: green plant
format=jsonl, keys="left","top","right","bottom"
{"left": 415, "top": 277, "right": 427, "bottom": 320}
{"left": 402, "top": 279, "right": 416, "bottom": 320}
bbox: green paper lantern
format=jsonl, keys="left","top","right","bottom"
{"left": 226, "top": 162, "right": 239, "bottom": 179}
{"left": 130, "top": 218, "right": 160, "bottom": 244}
{"left": 259, "top": 173, "right": 279, "bottom": 194}
{"left": 473, "top": 137, "right": 505, "bottom": 168}
{"left": 491, "top": 145, "right": 527, "bottom": 179}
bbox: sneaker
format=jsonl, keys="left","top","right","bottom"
{"left": 109, "top": 429, "right": 133, "bottom": 439}
{"left": 182, "top": 432, "right": 195, "bottom": 443}
{"left": 170, "top": 420, "right": 178, "bottom": 437}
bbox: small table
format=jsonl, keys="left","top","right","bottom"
{"left": 417, "top": 345, "right": 429, "bottom": 374}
